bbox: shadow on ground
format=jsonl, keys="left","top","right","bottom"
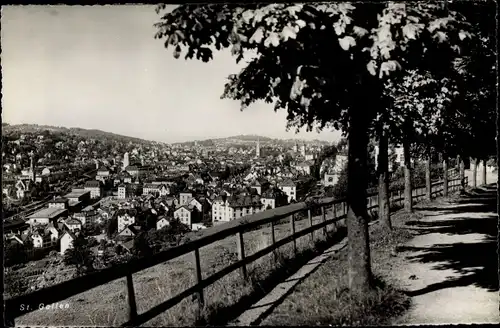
{"left": 196, "top": 227, "right": 348, "bottom": 326}
{"left": 396, "top": 185, "right": 498, "bottom": 297}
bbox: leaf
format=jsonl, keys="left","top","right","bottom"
{"left": 458, "top": 30, "right": 471, "bottom": 41}
{"left": 433, "top": 31, "right": 448, "bottom": 43}
{"left": 253, "top": 9, "right": 265, "bottom": 25}
{"left": 295, "top": 19, "right": 306, "bottom": 28}
{"left": 367, "top": 60, "right": 377, "bottom": 76}
{"left": 264, "top": 32, "right": 280, "bottom": 47}
{"left": 402, "top": 24, "right": 418, "bottom": 40}
{"left": 338, "top": 36, "right": 356, "bottom": 51}
{"left": 379, "top": 60, "right": 401, "bottom": 78}
{"left": 242, "top": 10, "right": 254, "bottom": 24}
{"left": 333, "top": 21, "right": 345, "bottom": 36}
{"left": 282, "top": 25, "right": 297, "bottom": 41}
{"left": 173, "top": 45, "right": 181, "bottom": 59}
{"left": 353, "top": 26, "right": 368, "bottom": 38}
{"left": 249, "top": 27, "right": 265, "bottom": 44}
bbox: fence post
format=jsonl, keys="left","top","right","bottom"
{"left": 290, "top": 214, "right": 297, "bottom": 255}
{"left": 193, "top": 248, "right": 204, "bottom": 318}
{"left": 321, "top": 206, "right": 327, "bottom": 238}
{"left": 126, "top": 273, "right": 138, "bottom": 324}
{"left": 236, "top": 231, "right": 248, "bottom": 281}
{"left": 270, "top": 219, "right": 277, "bottom": 263}
{"left": 308, "top": 209, "right": 314, "bottom": 242}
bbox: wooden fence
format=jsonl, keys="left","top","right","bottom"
{"left": 5, "top": 175, "right": 466, "bottom": 327}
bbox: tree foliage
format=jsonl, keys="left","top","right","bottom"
{"left": 64, "top": 234, "right": 95, "bottom": 276}
{"left": 155, "top": 3, "right": 470, "bottom": 135}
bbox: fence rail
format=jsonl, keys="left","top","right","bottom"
{"left": 5, "top": 173, "right": 466, "bottom": 327}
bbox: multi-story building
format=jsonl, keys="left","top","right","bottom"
{"left": 117, "top": 209, "right": 137, "bottom": 232}
{"left": 96, "top": 167, "right": 110, "bottom": 182}
{"left": 117, "top": 184, "right": 128, "bottom": 199}
{"left": 278, "top": 180, "right": 297, "bottom": 203}
{"left": 84, "top": 180, "right": 102, "bottom": 199}
{"left": 143, "top": 183, "right": 169, "bottom": 196}
{"left": 260, "top": 188, "right": 288, "bottom": 209}
{"left": 212, "top": 194, "right": 264, "bottom": 223}
{"left": 179, "top": 191, "right": 193, "bottom": 206}
{"left": 174, "top": 205, "right": 195, "bottom": 228}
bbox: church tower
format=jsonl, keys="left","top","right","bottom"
{"left": 29, "top": 152, "right": 36, "bottom": 182}
{"left": 256, "top": 137, "right": 260, "bottom": 158}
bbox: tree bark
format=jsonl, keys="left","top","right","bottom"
{"left": 402, "top": 133, "right": 413, "bottom": 213}
{"left": 377, "top": 129, "right": 391, "bottom": 230}
{"left": 472, "top": 158, "right": 477, "bottom": 188}
{"left": 443, "top": 158, "right": 449, "bottom": 197}
{"left": 459, "top": 158, "right": 465, "bottom": 190}
{"left": 426, "top": 146, "right": 432, "bottom": 201}
{"left": 481, "top": 159, "right": 487, "bottom": 185}
{"left": 346, "top": 106, "right": 373, "bottom": 296}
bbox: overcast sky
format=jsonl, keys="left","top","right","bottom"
{"left": 2, "top": 5, "right": 341, "bottom": 143}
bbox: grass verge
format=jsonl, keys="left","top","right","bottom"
{"left": 259, "top": 210, "right": 423, "bottom": 326}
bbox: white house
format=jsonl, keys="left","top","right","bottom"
{"left": 278, "top": 180, "right": 297, "bottom": 203}
{"left": 117, "top": 184, "right": 127, "bottom": 199}
{"left": 156, "top": 216, "right": 170, "bottom": 230}
{"left": 45, "top": 224, "right": 59, "bottom": 244}
{"left": 189, "top": 197, "right": 203, "bottom": 212}
{"left": 84, "top": 180, "right": 102, "bottom": 199}
{"left": 60, "top": 231, "right": 77, "bottom": 254}
{"left": 174, "top": 205, "right": 194, "bottom": 228}
{"left": 117, "top": 209, "right": 137, "bottom": 232}
{"left": 179, "top": 192, "right": 193, "bottom": 206}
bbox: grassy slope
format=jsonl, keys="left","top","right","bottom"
{"left": 16, "top": 210, "right": 337, "bottom": 326}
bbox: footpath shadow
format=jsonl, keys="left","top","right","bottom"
{"left": 416, "top": 187, "right": 497, "bottom": 214}
{"left": 397, "top": 187, "right": 499, "bottom": 297}
{"left": 196, "top": 227, "right": 348, "bottom": 326}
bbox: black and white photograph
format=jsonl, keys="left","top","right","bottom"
{"left": 2, "top": 2, "right": 498, "bottom": 326}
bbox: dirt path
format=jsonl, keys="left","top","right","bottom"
{"left": 392, "top": 179, "right": 499, "bottom": 325}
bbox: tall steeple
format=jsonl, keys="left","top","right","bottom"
{"left": 256, "top": 137, "right": 260, "bottom": 158}
{"left": 29, "top": 151, "right": 36, "bottom": 182}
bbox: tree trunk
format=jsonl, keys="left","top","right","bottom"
{"left": 346, "top": 107, "right": 373, "bottom": 296}
{"left": 377, "top": 129, "right": 391, "bottom": 230}
{"left": 426, "top": 146, "right": 432, "bottom": 201}
{"left": 443, "top": 158, "right": 448, "bottom": 197}
{"left": 459, "top": 158, "right": 465, "bottom": 190}
{"left": 481, "top": 159, "right": 487, "bottom": 185}
{"left": 402, "top": 134, "right": 413, "bottom": 213}
{"left": 472, "top": 158, "right": 477, "bottom": 188}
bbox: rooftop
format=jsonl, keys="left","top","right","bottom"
{"left": 27, "top": 207, "right": 68, "bottom": 219}
{"left": 64, "top": 189, "right": 90, "bottom": 199}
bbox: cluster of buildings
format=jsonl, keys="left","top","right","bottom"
{"left": 5, "top": 188, "right": 95, "bottom": 255}
{"left": 4, "top": 135, "right": 354, "bottom": 266}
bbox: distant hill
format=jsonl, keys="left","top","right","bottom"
{"left": 2, "top": 123, "right": 153, "bottom": 144}
{"left": 173, "top": 134, "right": 332, "bottom": 145}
